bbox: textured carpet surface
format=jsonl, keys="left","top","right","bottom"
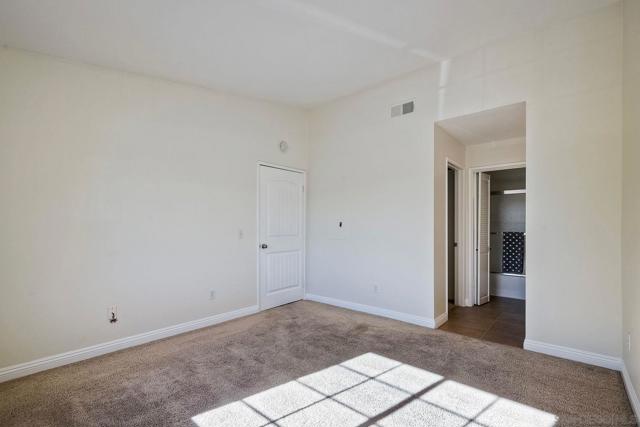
{"left": 0, "top": 301, "right": 636, "bottom": 426}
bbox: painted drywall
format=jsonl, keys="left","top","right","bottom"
{"left": 307, "top": 69, "right": 441, "bottom": 320}
{"left": 0, "top": 48, "right": 308, "bottom": 368}
{"left": 308, "top": 3, "right": 623, "bottom": 358}
{"left": 466, "top": 137, "right": 526, "bottom": 168}
{"left": 0, "top": 1, "right": 627, "bottom": 373}
{"left": 622, "top": 0, "right": 640, "bottom": 405}
{"left": 518, "top": 3, "right": 622, "bottom": 358}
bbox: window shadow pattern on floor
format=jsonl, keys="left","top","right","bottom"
{"left": 191, "top": 352, "right": 557, "bottom": 427}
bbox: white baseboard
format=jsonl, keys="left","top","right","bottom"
{"left": 0, "top": 305, "right": 259, "bottom": 383}
{"left": 434, "top": 311, "right": 448, "bottom": 328}
{"left": 305, "top": 293, "right": 437, "bottom": 328}
{"left": 622, "top": 363, "right": 640, "bottom": 421}
{"left": 523, "top": 339, "right": 622, "bottom": 371}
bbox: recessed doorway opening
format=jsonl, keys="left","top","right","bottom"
{"left": 435, "top": 102, "right": 527, "bottom": 348}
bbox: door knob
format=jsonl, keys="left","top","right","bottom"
{"left": 260, "top": 243, "right": 268, "bottom": 249}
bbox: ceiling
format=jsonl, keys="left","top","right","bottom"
{"left": 436, "top": 102, "right": 526, "bottom": 145}
{"left": 0, "top": 0, "right": 617, "bottom": 107}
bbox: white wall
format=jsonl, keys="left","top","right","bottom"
{"left": 308, "top": 3, "right": 623, "bottom": 358}
{"left": 307, "top": 69, "right": 440, "bottom": 320}
{"left": 522, "top": 4, "right": 622, "bottom": 358}
{"left": 466, "top": 137, "right": 526, "bottom": 168}
{"left": 0, "top": 48, "right": 309, "bottom": 368}
{"left": 622, "top": 0, "right": 640, "bottom": 404}
{"left": 0, "top": 1, "right": 627, "bottom": 372}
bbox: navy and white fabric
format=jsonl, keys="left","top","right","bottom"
{"left": 502, "top": 232, "right": 525, "bottom": 274}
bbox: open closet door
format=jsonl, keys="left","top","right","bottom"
{"left": 476, "top": 172, "right": 491, "bottom": 305}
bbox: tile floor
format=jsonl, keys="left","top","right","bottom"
{"left": 439, "top": 296, "right": 525, "bottom": 348}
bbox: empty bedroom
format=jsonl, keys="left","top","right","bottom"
{"left": 0, "top": 1, "right": 639, "bottom": 426}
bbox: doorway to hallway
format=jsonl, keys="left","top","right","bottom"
{"left": 436, "top": 101, "right": 527, "bottom": 348}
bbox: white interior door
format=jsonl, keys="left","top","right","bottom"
{"left": 476, "top": 172, "right": 491, "bottom": 305}
{"left": 259, "top": 165, "right": 305, "bottom": 310}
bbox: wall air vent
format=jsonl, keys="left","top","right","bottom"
{"left": 391, "top": 100, "right": 415, "bottom": 118}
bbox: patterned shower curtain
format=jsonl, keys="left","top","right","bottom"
{"left": 502, "top": 232, "right": 525, "bottom": 274}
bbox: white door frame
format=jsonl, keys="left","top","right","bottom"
{"left": 466, "top": 162, "right": 525, "bottom": 306}
{"left": 444, "top": 158, "right": 465, "bottom": 316}
{"left": 256, "top": 162, "right": 306, "bottom": 311}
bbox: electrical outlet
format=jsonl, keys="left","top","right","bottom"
{"left": 373, "top": 284, "right": 380, "bottom": 293}
{"left": 109, "top": 306, "right": 117, "bottom": 324}
{"left": 209, "top": 290, "right": 216, "bottom": 300}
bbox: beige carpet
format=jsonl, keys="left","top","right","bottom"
{"left": 0, "top": 301, "right": 635, "bottom": 426}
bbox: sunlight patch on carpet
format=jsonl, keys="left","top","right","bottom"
{"left": 191, "top": 352, "right": 558, "bottom": 427}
